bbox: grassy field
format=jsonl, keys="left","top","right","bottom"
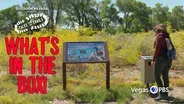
{"left": 0, "top": 29, "right": 184, "bottom": 103}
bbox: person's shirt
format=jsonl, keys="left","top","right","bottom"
{"left": 153, "top": 32, "right": 170, "bottom": 61}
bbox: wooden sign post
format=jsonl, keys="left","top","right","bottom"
{"left": 62, "top": 42, "right": 110, "bottom": 90}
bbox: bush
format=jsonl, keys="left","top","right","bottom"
{"left": 170, "top": 31, "right": 184, "bottom": 69}
{"left": 111, "top": 85, "right": 133, "bottom": 103}
{"left": 1, "top": 30, "right": 184, "bottom": 69}
{"left": 73, "top": 86, "right": 107, "bottom": 103}
{"left": 0, "top": 96, "right": 13, "bottom": 104}
{"left": 77, "top": 26, "right": 97, "bottom": 36}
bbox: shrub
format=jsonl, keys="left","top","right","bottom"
{"left": 73, "top": 86, "right": 107, "bottom": 103}
{"left": 77, "top": 26, "right": 97, "bottom": 36}
{"left": 111, "top": 85, "right": 133, "bottom": 103}
{"left": 0, "top": 96, "right": 13, "bottom": 104}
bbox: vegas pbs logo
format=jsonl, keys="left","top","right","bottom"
{"left": 150, "top": 86, "right": 158, "bottom": 94}
{"left": 14, "top": 13, "right": 49, "bottom": 34}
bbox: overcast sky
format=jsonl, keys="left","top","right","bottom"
{"left": 0, "top": 0, "right": 183, "bottom": 11}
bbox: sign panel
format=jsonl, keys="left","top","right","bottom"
{"left": 62, "top": 41, "right": 110, "bottom": 90}
{"left": 63, "top": 42, "right": 109, "bottom": 63}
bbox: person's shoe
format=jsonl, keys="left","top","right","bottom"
{"left": 162, "top": 92, "right": 168, "bottom": 97}
{"left": 154, "top": 94, "right": 162, "bottom": 101}
{"left": 154, "top": 93, "right": 169, "bottom": 101}
{"left": 161, "top": 92, "right": 169, "bottom": 100}
{"left": 161, "top": 95, "right": 169, "bottom": 100}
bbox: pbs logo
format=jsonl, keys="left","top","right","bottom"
{"left": 150, "top": 86, "right": 158, "bottom": 94}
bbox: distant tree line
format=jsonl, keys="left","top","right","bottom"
{"left": 0, "top": 0, "right": 184, "bottom": 34}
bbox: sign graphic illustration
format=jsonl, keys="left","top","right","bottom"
{"left": 66, "top": 42, "right": 106, "bottom": 62}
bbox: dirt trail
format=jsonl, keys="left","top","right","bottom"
{"left": 51, "top": 67, "right": 184, "bottom": 104}
{"left": 129, "top": 86, "right": 184, "bottom": 104}
{"left": 114, "top": 67, "right": 184, "bottom": 104}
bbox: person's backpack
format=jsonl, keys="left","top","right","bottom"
{"left": 165, "top": 38, "right": 176, "bottom": 60}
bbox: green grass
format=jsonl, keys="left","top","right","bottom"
{"left": 0, "top": 71, "right": 136, "bottom": 104}
{"left": 111, "top": 85, "right": 133, "bottom": 103}
{"left": 1, "top": 66, "right": 184, "bottom": 104}
{"left": 73, "top": 86, "right": 107, "bottom": 103}
{"left": 0, "top": 96, "right": 13, "bottom": 104}
{"left": 69, "top": 84, "right": 133, "bottom": 104}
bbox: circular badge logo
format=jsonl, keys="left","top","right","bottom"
{"left": 150, "top": 86, "right": 158, "bottom": 94}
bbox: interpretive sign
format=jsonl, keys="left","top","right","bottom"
{"left": 62, "top": 42, "right": 110, "bottom": 90}
{"left": 64, "top": 42, "right": 108, "bottom": 62}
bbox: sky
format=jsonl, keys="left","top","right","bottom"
{"left": 0, "top": 0, "right": 183, "bottom": 11}
{"left": 0, "top": 0, "right": 26, "bottom": 10}
{"left": 137, "top": 0, "right": 184, "bottom": 11}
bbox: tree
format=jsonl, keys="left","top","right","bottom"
{"left": 27, "top": 0, "right": 64, "bottom": 30}
{"left": 116, "top": 0, "right": 135, "bottom": 32}
{"left": 116, "top": 0, "right": 152, "bottom": 33}
{"left": 130, "top": 1, "right": 152, "bottom": 32}
{"left": 152, "top": 3, "right": 170, "bottom": 26}
{"left": 99, "top": 0, "right": 119, "bottom": 34}
{"left": 63, "top": 0, "right": 98, "bottom": 28}
{"left": 170, "top": 6, "right": 184, "bottom": 30}
{"left": 0, "top": 6, "right": 19, "bottom": 34}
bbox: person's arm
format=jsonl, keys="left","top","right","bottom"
{"left": 153, "top": 36, "right": 163, "bottom": 62}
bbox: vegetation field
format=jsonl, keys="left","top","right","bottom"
{"left": 1, "top": 0, "right": 184, "bottom": 103}
{"left": 0, "top": 29, "right": 184, "bottom": 104}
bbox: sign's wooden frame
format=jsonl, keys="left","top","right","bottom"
{"left": 62, "top": 42, "right": 110, "bottom": 90}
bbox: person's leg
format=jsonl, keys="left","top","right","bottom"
{"left": 154, "top": 67, "right": 163, "bottom": 100}
{"left": 154, "top": 57, "right": 165, "bottom": 87}
{"left": 154, "top": 57, "right": 168, "bottom": 100}
{"left": 162, "top": 65, "right": 169, "bottom": 87}
{"left": 161, "top": 64, "right": 169, "bottom": 97}
{"left": 154, "top": 71, "right": 163, "bottom": 87}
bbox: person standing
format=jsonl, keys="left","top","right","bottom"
{"left": 151, "top": 24, "right": 172, "bottom": 100}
